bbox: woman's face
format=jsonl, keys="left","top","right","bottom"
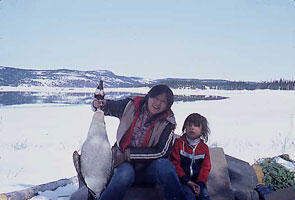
{"left": 147, "top": 93, "right": 168, "bottom": 116}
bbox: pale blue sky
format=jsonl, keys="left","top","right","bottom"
{"left": 0, "top": 0, "right": 295, "bottom": 81}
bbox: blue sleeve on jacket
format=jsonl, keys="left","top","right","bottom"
{"left": 128, "top": 122, "right": 175, "bottom": 161}
{"left": 103, "top": 98, "right": 131, "bottom": 119}
{"left": 180, "top": 175, "right": 189, "bottom": 185}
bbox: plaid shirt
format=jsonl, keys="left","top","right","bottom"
{"left": 130, "top": 105, "right": 152, "bottom": 147}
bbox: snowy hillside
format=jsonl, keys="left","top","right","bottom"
{"left": 0, "top": 66, "right": 151, "bottom": 88}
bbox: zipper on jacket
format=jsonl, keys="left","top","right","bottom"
{"left": 182, "top": 140, "right": 200, "bottom": 179}
{"left": 190, "top": 145, "right": 197, "bottom": 178}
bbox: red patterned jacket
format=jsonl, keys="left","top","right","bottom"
{"left": 101, "top": 96, "right": 176, "bottom": 163}
{"left": 170, "top": 134, "right": 211, "bottom": 185}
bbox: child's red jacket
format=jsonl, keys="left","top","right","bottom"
{"left": 170, "top": 134, "right": 211, "bottom": 185}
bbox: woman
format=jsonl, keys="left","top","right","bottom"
{"left": 72, "top": 84, "right": 186, "bottom": 200}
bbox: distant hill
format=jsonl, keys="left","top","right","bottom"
{"left": 0, "top": 66, "right": 151, "bottom": 88}
{"left": 1, "top": 66, "right": 294, "bottom": 90}
{"left": 0, "top": 66, "right": 230, "bottom": 88}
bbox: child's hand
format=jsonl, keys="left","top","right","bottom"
{"left": 187, "top": 181, "right": 200, "bottom": 196}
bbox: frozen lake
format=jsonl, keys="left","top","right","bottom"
{"left": 1, "top": 88, "right": 295, "bottom": 196}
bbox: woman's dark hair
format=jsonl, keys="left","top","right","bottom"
{"left": 182, "top": 113, "right": 210, "bottom": 142}
{"left": 143, "top": 84, "right": 174, "bottom": 109}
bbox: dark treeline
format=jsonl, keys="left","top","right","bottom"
{"left": 141, "top": 79, "right": 295, "bottom": 90}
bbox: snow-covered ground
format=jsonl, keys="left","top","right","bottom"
{"left": 1, "top": 88, "right": 295, "bottom": 199}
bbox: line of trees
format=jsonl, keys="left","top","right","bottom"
{"left": 208, "top": 79, "right": 295, "bottom": 90}
{"left": 259, "top": 79, "right": 295, "bottom": 90}
{"left": 144, "top": 79, "right": 295, "bottom": 90}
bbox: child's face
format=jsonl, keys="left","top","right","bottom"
{"left": 185, "top": 123, "right": 202, "bottom": 140}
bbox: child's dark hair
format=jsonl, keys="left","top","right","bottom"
{"left": 182, "top": 113, "right": 210, "bottom": 142}
{"left": 143, "top": 84, "right": 174, "bottom": 109}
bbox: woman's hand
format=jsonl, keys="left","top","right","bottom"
{"left": 112, "top": 146, "right": 125, "bottom": 168}
{"left": 93, "top": 98, "right": 106, "bottom": 109}
{"left": 187, "top": 181, "right": 200, "bottom": 196}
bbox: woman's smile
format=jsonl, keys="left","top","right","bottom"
{"left": 147, "top": 93, "right": 168, "bottom": 116}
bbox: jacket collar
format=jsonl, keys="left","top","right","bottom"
{"left": 179, "top": 134, "right": 204, "bottom": 146}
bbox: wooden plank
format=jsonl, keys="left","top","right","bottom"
{"left": 0, "top": 177, "right": 78, "bottom": 200}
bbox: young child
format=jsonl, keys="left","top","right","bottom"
{"left": 170, "top": 113, "right": 211, "bottom": 200}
